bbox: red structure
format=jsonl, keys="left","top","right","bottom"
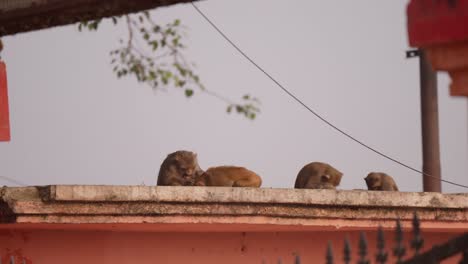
{"left": 0, "top": 185, "right": 466, "bottom": 263}
{"left": 407, "top": 0, "right": 468, "bottom": 96}
{"left": 0, "top": 61, "right": 10, "bottom": 141}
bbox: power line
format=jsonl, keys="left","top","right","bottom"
{"left": 190, "top": 2, "right": 468, "bottom": 190}
{"left": 0, "top": 175, "right": 27, "bottom": 186}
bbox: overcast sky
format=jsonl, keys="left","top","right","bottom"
{"left": 1, "top": 0, "right": 467, "bottom": 193}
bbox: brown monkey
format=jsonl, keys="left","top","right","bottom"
{"left": 194, "top": 166, "right": 262, "bottom": 187}
{"left": 157, "top": 150, "right": 203, "bottom": 186}
{"left": 365, "top": 172, "right": 399, "bottom": 191}
{"left": 294, "top": 162, "right": 343, "bottom": 189}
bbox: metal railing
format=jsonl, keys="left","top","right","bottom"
{"left": 277, "top": 213, "right": 468, "bottom": 264}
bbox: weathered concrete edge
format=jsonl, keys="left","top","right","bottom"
{"left": 45, "top": 185, "right": 468, "bottom": 209}
{"left": 8, "top": 216, "right": 468, "bottom": 232}
{"left": 0, "top": 186, "right": 467, "bottom": 227}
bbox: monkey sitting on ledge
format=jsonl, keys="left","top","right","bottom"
{"left": 194, "top": 166, "right": 262, "bottom": 187}
{"left": 365, "top": 172, "right": 399, "bottom": 191}
{"left": 156, "top": 150, "right": 203, "bottom": 186}
{"left": 294, "top": 162, "right": 343, "bottom": 190}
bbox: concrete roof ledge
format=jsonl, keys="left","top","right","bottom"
{"left": 0, "top": 185, "right": 467, "bottom": 231}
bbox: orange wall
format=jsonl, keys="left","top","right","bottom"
{"left": 0, "top": 228, "right": 463, "bottom": 263}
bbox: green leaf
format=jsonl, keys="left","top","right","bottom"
{"left": 149, "top": 71, "right": 156, "bottom": 80}
{"left": 164, "top": 71, "right": 172, "bottom": 79}
{"left": 243, "top": 94, "right": 250, "bottom": 100}
{"left": 179, "top": 68, "right": 187, "bottom": 76}
{"left": 227, "top": 106, "right": 232, "bottom": 113}
{"left": 173, "top": 76, "right": 180, "bottom": 86}
{"left": 88, "top": 21, "right": 99, "bottom": 30}
{"left": 185, "top": 89, "right": 194, "bottom": 97}
{"left": 150, "top": 41, "right": 158, "bottom": 51}
{"left": 249, "top": 113, "right": 256, "bottom": 120}
{"left": 153, "top": 25, "right": 161, "bottom": 32}
{"left": 174, "top": 19, "right": 181, "bottom": 26}
{"left": 143, "top": 33, "right": 150, "bottom": 40}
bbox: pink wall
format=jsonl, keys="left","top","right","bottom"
{"left": 0, "top": 226, "right": 463, "bottom": 263}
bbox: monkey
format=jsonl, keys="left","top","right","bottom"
{"left": 194, "top": 166, "right": 262, "bottom": 187}
{"left": 294, "top": 162, "right": 343, "bottom": 190}
{"left": 156, "top": 150, "right": 203, "bottom": 186}
{"left": 304, "top": 182, "right": 337, "bottom": 190}
{"left": 364, "top": 172, "right": 399, "bottom": 191}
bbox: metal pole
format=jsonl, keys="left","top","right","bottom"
{"left": 419, "top": 49, "right": 442, "bottom": 192}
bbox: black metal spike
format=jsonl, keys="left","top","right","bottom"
{"left": 294, "top": 254, "right": 301, "bottom": 264}
{"left": 376, "top": 226, "right": 388, "bottom": 264}
{"left": 344, "top": 236, "right": 351, "bottom": 264}
{"left": 411, "top": 212, "right": 424, "bottom": 256}
{"left": 326, "top": 241, "right": 334, "bottom": 264}
{"left": 393, "top": 218, "right": 406, "bottom": 264}
{"left": 460, "top": 248, "right": 468, "bottom": 264}
{"left": 358, "top": 232, "right": 370, "bottom": 264}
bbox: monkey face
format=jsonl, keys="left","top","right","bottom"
{"left": 330, "top": 172, "right": 343, "bottom": 186}
{"left": 179, "top": 166, "right": 194, "bottom": 177}
{"left": 365, "top": 173, "right": 382, "bottom": 190}
{"left": 321, "top": 170, "right": 343, "bottom": 186}
{"left": 174, "top": 153, "right": 198, "bottom": 178}
{"left": 320, "top": 174, "right": 331, "bottom": 182}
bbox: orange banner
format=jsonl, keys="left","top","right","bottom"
{"left": 0, "top": 61, "right": 10, "bottom": 141}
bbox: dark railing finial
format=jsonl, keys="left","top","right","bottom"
{"left": 326, "top": 241, "right": 334, "bottom": 264}
{"left": 344, "top": 236, "right": 351, "bottom": 264}
{"left": 411, "top": 212, "right": 424, "bottom": 256}
{"left": 376, "top": 226, "right": 388, "bottom": 264}
{"left": 394, "top": 218, "right": 406, "bottom": 264}
{"left": 294, "top": 254, "right": 301, "bottom": 264}
{"left": 358, "top": 232, "right": 370, "bottom": 264}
